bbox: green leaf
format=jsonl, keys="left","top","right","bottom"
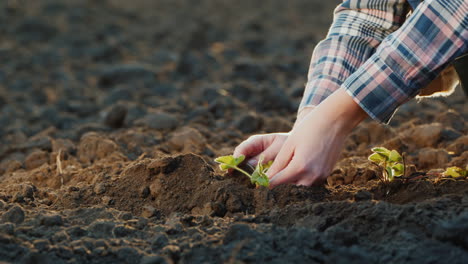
{"left": 214, "top": 155, "right": 245, "bottom": 171}
{"left": 368, "top": 153, "right": 385, "bottom": 164}
{"left": 392, "top": 163, "right": 405, "bottom": 177}
{"left": 370, "top": 147, "right": 405, "bottom": 182}
{"left": 214, "top": 154, "right": 272, "bottom": 187}
{"left": 251, "top": 170, "right": 270, "bottom": 187}
{"left": 372, "top": 147, "right": 390, "bottom": 157}
{"left": 250, "top": 155, "right": 270, "bottom": 187}
{"left": 444, "top": 166, "right": 463, "bottom": 178}
{"left": 389, "top": 150, "right": 403, "bottom": 162}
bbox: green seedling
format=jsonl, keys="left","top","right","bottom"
{"left": 443, "top": 166, "right": 467, "bottom": 178}
{"left": 368, "top": 147, "right": 405, "bottom": 182}
{"left": 214, "top": 155, "right": 271, "bottom": 187}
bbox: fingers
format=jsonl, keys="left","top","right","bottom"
{"left": 248, "top": 135, "right": 285, "bottom": 166}
{"left": 249, "top": 148, "right": 277, "bottom": 167}
{"left": 295, "top": 176, "right": 326, "bottom": 187}
{"left": 234, "top": 134, "right": 280, "bottom": 161}
{"left": 266, "top": 143, "right": 294, "bottom": 179}
{"left": 295, "top": 178, "right": 312, "bottom": 186}
{"left": 233, "top": 135, "right": 264, "bottom": 159}
{"left": 269, "top": 161, "right": 305, "bottom": 188}
{"left": 271, "top": 162, "right": 328, "bottom": 188}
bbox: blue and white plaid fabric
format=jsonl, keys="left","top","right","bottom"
{"left": 300, "top": 0, "right": 468, "bottom": 123}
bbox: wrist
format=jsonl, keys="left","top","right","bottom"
{"left": 294, "top": 105, "right": 316, "bottom": 129}
{"left": 317, "top": 88, "right": 367, "bottom": 133}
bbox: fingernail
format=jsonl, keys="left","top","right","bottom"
{"left": 247, "top": 160, "right": 257, "bottom": 167}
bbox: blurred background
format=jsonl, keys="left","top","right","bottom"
{"left": 0, "top": 0, "right": 339, "bottom": 139}
{"left": 1, "top": 0, "right": 465, "bottom": 165}
{"left": 0, "top": 0, "right": 348, "bottom": 168}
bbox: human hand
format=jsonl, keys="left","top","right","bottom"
{"left": 233, "top": 133, "right": 289, "bottom": 167}
{"left": 267, "top": 88, "right": 367, "bottom": 187}
{"left": 232, "top": 106, "right": 316, "bottom": 167}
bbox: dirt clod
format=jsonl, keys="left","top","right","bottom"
{"left": 24, "top": 150, "right": 49, "bottom": 170}
{"left": 77, "top": 132, "right": 121, "bottom": 164}
{"left": 2, "top": 205, "right": 25, "bottom": 224}
{"left": 104, "top": 104, "right": 128, "bottom": 128}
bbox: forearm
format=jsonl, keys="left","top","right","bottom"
{"left": 299, "top": 0, "right": 409, "bottom": 112}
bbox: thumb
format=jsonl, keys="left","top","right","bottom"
{"left": 269, "top": 161, "right": 304, "bottom": 188}
{"left": 234, "top": 134, "right": 274, "bottom": 159}
{"left": 248, "top": 140, "right": 283, "bottom": 166}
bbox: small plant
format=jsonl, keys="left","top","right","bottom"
{"left": 214, "top": 155, "right": 271, "bottom": 187}
{"left": 443, "top": 166, "right": 467, "bottom": 178}
{"left": 368, "top": 147, "right": 405, "bottom": 182}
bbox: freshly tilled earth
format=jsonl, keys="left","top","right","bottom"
{"left": 0, "top": 0, "right": 467, "bottom": 263}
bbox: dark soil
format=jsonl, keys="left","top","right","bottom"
{"left": 0, "top": 0, "right": 467, "bottom": 263}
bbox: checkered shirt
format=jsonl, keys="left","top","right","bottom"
{"left": 300, "top": 0, "right": 468, "bottom": 123}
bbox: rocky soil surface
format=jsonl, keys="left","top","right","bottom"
{"left": 0, "top": 0, "right": 467, "bottom": 263}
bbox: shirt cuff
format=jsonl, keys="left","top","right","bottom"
{"left": 299, "top": 76, "right": 343, "bottom": 112}
{"left": 341, "top": 53, "right": 418, "bottom": 124}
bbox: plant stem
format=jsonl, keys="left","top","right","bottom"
{"left": 226, "top": 165, "right": 252, "bottom": 179}
{"left": 383, "top": 160, "right": 388, "bottom": 182}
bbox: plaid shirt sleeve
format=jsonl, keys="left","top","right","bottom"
{"left": 299, "top": 0, "right": 410, "bottom": 112}
{"left": 342, "top": 0, "right": 468, "bottom": 123}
